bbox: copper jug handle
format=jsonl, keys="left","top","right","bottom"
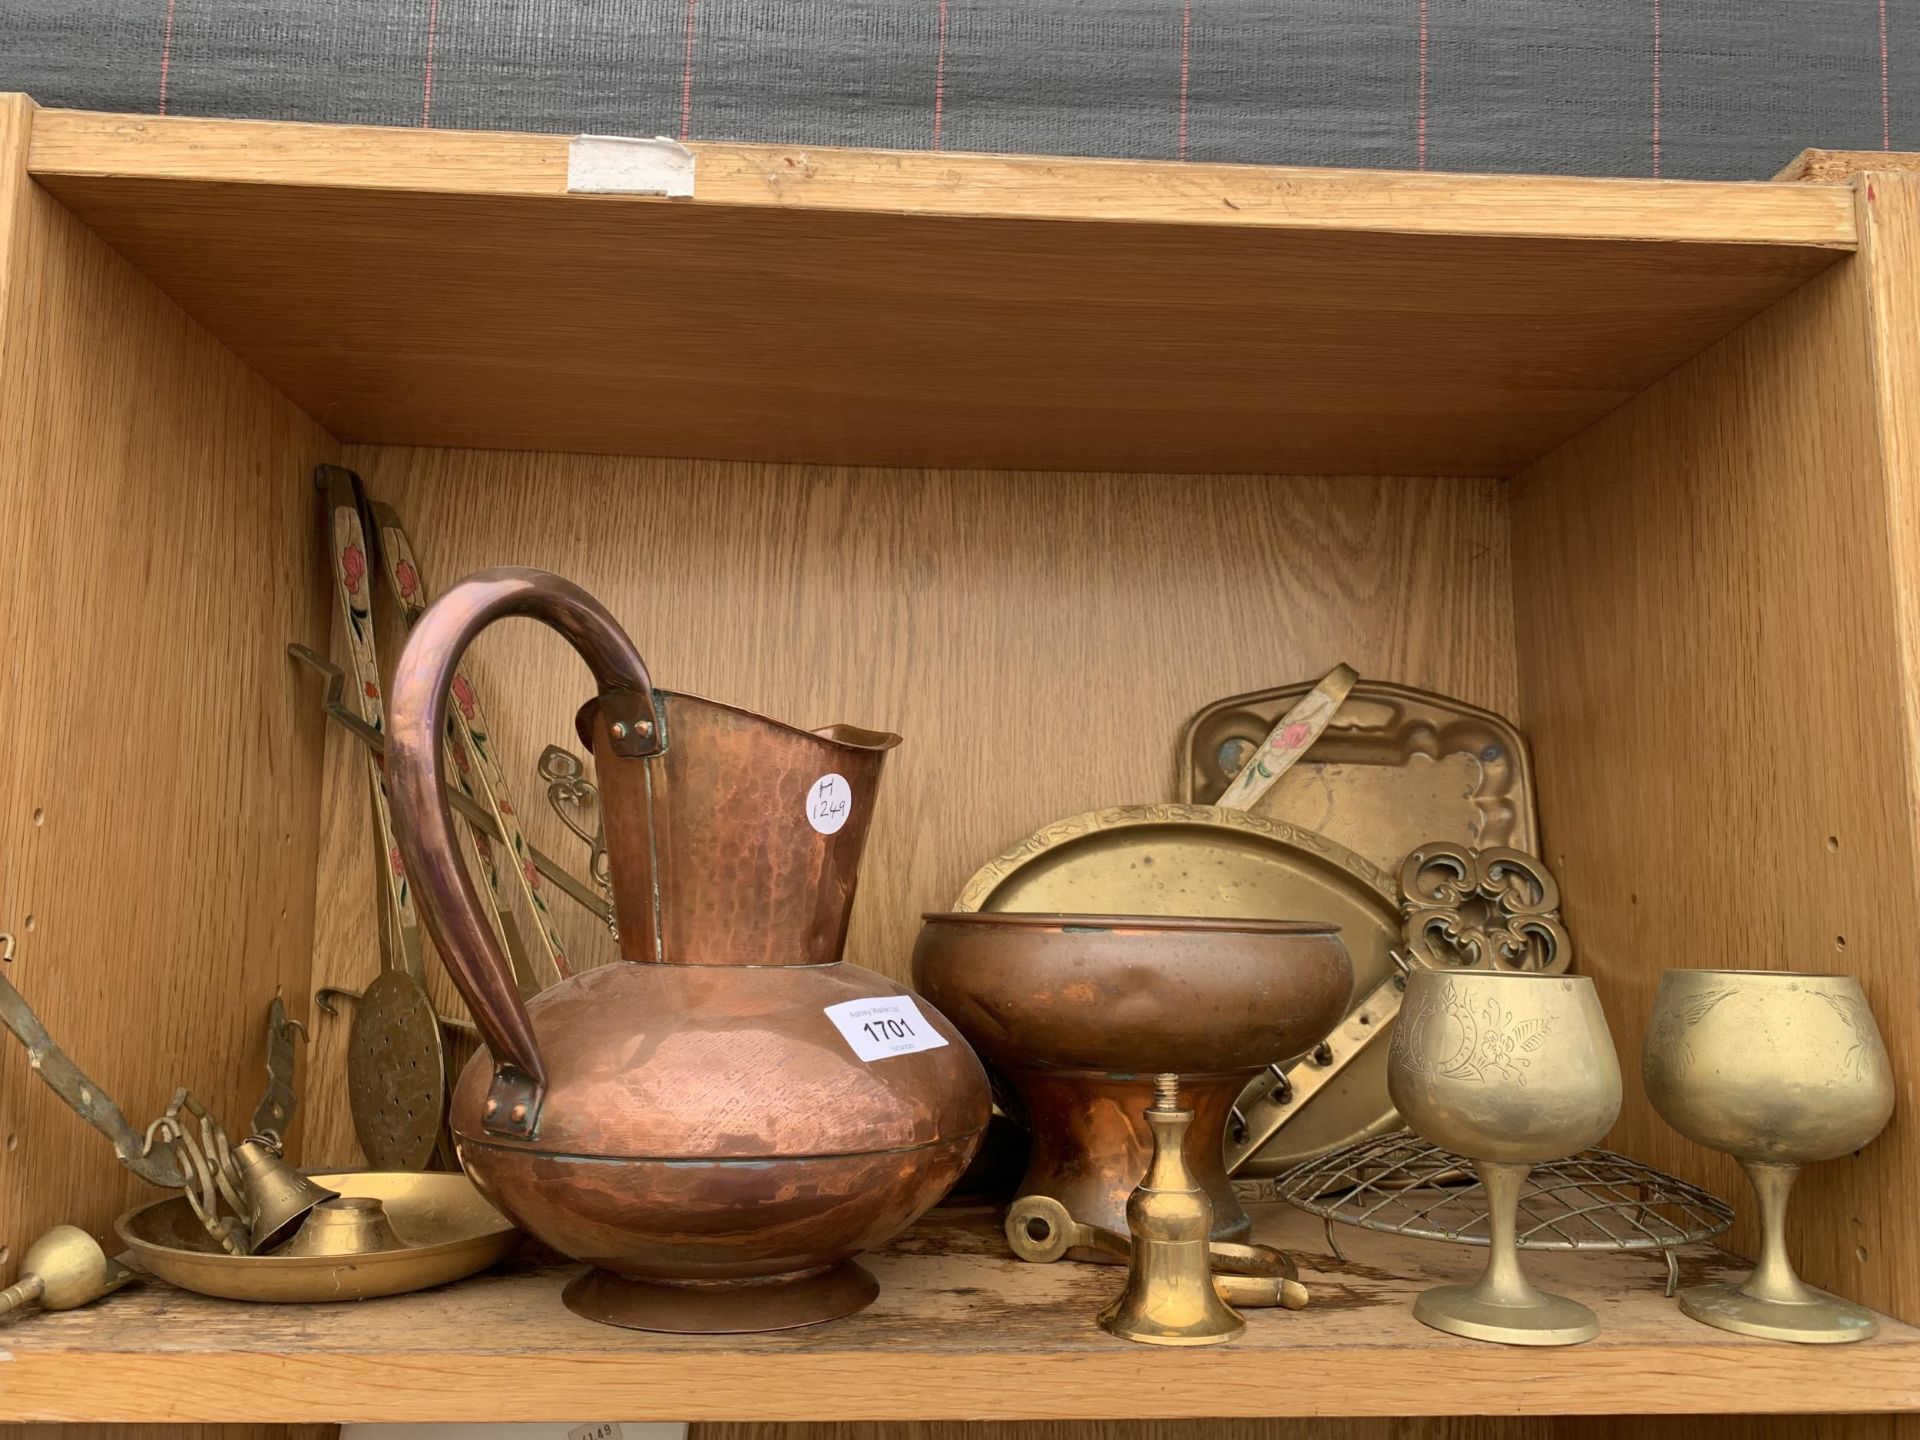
{"left": 386, "top": 566, "right": 662, "bottom": 1140}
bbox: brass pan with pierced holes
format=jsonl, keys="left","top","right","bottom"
{"left": 346, "top": 970, "right": 447, "bottom": 1172}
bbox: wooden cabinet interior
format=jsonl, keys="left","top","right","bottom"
{"left": 4, "top": 95, "right": 1920, "bottom": 1434}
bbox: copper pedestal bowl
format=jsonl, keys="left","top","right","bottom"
{"left": 913, "top": 913, "right": 1352, "bottom": 1256}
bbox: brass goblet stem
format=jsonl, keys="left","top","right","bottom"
{"left": 1469, "top": 1162, "right": 1542, "bottom": 1310}
{"left": 1738, "top": 1162, "right": 1816, "bottom": 1307}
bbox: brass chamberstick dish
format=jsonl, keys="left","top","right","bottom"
{"left": 117, "top": 1170, "right": 519, "bottom": 1303}
{"left": 1181, "top": 680, "right": 1538, "bottom": 873}
{"left": 952, "top": 803, "right": 1400, "bottom": 1173}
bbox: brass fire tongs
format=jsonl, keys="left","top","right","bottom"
{"left": 0, "top": 942, "right": 309, "bottom": 1256}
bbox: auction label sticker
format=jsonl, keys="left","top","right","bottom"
{"left": 825, "top": 995, "right": 949, "bottom": 1061}
{"left": 806, "top": 772, "right": 853, "bottom": 835}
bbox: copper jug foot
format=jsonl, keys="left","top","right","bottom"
{"left": 562, "top": 1261, "right": 881, "bottom": 1333}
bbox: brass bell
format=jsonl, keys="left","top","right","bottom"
{"left": 1098, "top": 1074, "right": 1251, "bottom": 1346}
{"left": 0, "top": 1225, "right": 133, "bottom": 1317}
{"left": 233, "top": 1137, "right": 339, "bottom": 1253}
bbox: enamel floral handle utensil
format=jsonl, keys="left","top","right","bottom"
{"left": 1213, "top": 662, "right": 1357, "bottom": 811}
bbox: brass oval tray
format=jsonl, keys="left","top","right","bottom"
{"left": 952, "top": 802, "right": 1401, "bottom": 1173}
{"left": 117, "top": 1170, "right": 519, "bottom": 1302}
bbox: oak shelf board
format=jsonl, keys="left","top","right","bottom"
{"left": 18, "top": 102, "right": 1863, "bottom": 477}
{"left": 2, "top": 1204, "right": 1915, "bottom": 1424}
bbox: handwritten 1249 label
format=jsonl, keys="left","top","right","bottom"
{"left": 806, "top": 772, "right": 852, "bottom": 835}
{"left": 824, "top": 995, "right": 949, "bottom": 1061}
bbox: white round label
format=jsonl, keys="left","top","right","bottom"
{"left": 806, "top": 772, "right": 853, "bottom": 835}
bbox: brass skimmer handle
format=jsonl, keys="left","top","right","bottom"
{"left": 386, "top": 566, "right": 662, "bottom": 1140}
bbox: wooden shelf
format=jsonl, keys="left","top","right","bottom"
{"left": 2, "top": 1203, "right": 1914, "bottom": 1424}
{"left": 24, "top": 106, "right": 1858, "bottom": 476}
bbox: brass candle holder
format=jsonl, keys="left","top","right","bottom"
{"left": 1387, "top": 970, "right": 1621, "bottom": 1345}
{"left": 1643, "top": 969, "right": 1894, "bottom": 1343}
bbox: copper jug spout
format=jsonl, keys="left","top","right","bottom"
{"left": 575, "top": 695, "right": 899, "bottom": 970}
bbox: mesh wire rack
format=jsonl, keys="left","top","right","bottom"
{"left": 1257, "top": 1129, "right": 1734, "bottom": 1295}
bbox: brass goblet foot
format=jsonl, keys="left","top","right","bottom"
{"left": 1415, "top": 1284, "right": 1599, "bottom": 1347}
{"left": 1679, "top": 1284, "right": 1876, "bottom": 1344}
{"left": 1411, "top": 1160, "right": 1599, "bottom": 1347}
{"left": 1678, "top": 1161, "right": 1878, "bottom": 1344}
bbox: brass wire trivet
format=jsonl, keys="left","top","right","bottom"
{"left": 1261, "top": 1129, "right": 1733, "bottom": 1295}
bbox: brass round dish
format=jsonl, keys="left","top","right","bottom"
{"left": 116, "top": 1170, "right": 518, "bottom": 1302}
{"left": 952, "top": 803, "right": 1400, "bottom": 1172}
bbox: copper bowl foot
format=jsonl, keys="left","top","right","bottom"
{"left": 561, "top": 1261, "right": 881, "bottom": 1333}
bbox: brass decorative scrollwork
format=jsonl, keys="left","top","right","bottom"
{"left": 538, "top": 745, "right": 613, "bottom": 900}
{"left": 1397, "top": 843, "right": 1571, "bottom": 974}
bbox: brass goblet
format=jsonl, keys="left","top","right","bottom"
{"left": 1387, "top": 970, "right": 1621, "bottom": 1345}
{"left": 1644, "top": 969, "right": 1894, "bottom": 1343}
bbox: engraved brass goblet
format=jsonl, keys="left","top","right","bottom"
{"left": 1387, "top": 970, "right": 1621, "bottom": 1345}
{"left": 1644, "top": 969, "right": 1894, "bottom": 1343}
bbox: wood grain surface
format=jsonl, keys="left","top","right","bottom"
{"left": 1776, "top": 149, "right": 1920, "bottom": 182}
{"left": 300, "top": 450, "right": 1519, "bottom": 1164}
{"left": 29, "top": 109, "right": 1858, "bottom": 243}
{"left": 1510, "top": 243, "right": 1920, "bottom": 1323}
{"left": 21, "top": 108, "right": 1846, "bottom": 477}
{"left": 0, "top": 94, "right": 336, "bottom": 1281}
{"left": 3, "top": 1204, "right": 1913, "bottom": 1423}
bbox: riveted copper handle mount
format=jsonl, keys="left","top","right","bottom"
{"left": 386, "top": 566, "right": 662, "bottom": 1140}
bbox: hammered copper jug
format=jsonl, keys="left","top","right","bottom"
{"left": 386, "top": 567, "right": 990, "bottom": 1333}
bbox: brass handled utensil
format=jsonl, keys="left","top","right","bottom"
{"left": 290, "top": 644, "right": 611, "bottom": 924}
{"left": 1228, "top": 843, "right": 1572, "bottom": 1173}
{"left": 366, "top": 483, "right": 572, "bottom": 992}
{"left": 0, "top": 1226, "right": 132, "bottom": 1319}
{"left": 1213, "top": 663, "right": 1358, "bottom": 812}
{"left": 318, "top": 467, "right": 448, "bottom": 1173}
{"left": 0, "top": 960, "right": 324, "bottom": 1256}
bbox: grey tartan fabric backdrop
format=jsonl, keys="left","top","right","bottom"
{"left": 1, "top": 1, "right": 1914, "bottom": 179}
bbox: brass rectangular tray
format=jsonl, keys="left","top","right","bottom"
{"left": 1180, "top": 679, "right": 1539, "bottom": 873}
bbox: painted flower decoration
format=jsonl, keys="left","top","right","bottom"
{"left": 452, "top": 674, "right": 477, "bottom": 719}
{"left": 451, "top": 737, "right": 471, "bottom": 774}
{"left": 341, "top": 542, "right": 366, "bottom": 596}
{"left": 388, "top": 845, "right": 405, "bottom": 878}
{"left": 393, "top": 559, "right": 419, "bottom": 600}
{"left": 1275, "top": 722, "right": 1310, "bottom": 749}
{"left": 363, "top": 680, "right": 379, "bottom": 700}
{"left": 522, "top": 859, "right": 541, "bottom": 891}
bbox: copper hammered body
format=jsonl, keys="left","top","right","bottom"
{"left": 386, "top": 567, "right": 990, "bottom": 1332}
